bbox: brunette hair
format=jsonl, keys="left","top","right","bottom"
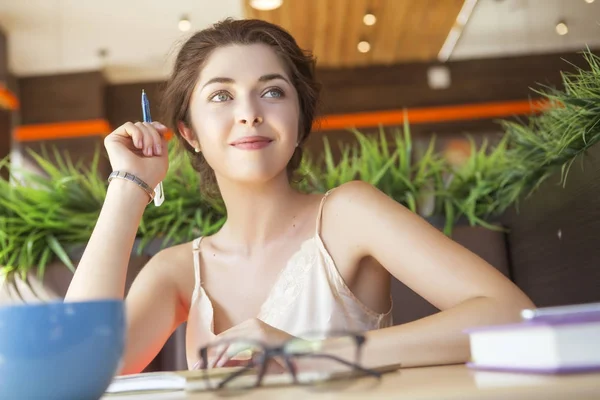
{"left": 162, "top": 18, "right": 321, "bottom": 198}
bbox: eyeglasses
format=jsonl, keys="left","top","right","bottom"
{"left": 196, "top": 332, "right": 382, "bottom": 391}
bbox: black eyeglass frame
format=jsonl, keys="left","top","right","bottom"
{"left": 197, "top": 332, "right": 382, "bottom": 390}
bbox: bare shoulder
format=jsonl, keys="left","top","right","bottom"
{"left": 152, "top": 241, "right": 195, "bottom": 264}
{"left": 327, "top": 180, "right": 405, "bottom": 206}
{"left": 321, "top": 180, "right": 429, "bottom": 258}
{"left": 139, "top": 241, "right": 192, "bottom": 274}
{"left": 324, "top": 180, "right": 413, "bottom": 225}
{"left": 133, "top": 241, "right": 196, "bottom": 305}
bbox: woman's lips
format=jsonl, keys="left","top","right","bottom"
{"left": 230, "top": 136, "right": 273, "bottom": 150}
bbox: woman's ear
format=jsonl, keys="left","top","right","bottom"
{"left": 178, "top": 121, "right": 199, "bottom": 149}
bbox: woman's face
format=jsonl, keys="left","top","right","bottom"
{"left": 185, "top": 44, "right": 300, "bottom": 186}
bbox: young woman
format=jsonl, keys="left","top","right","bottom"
{"left": 65, "top": 18, "right": 534, "bottom": 375}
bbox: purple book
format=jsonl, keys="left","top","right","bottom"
{"left": 464, "top": 307, "right": 600, "bottom": 375}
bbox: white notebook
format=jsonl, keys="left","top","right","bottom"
{"left": 105, "top": 368, "right": 331, "bottom": 395}
{"left": 106, "top": 371, "right": 187, "bottom": 394}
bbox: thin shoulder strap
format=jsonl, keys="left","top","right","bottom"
{"left": 315, "top": 188, "right": 335, "bottom": 236}
{"left": 191, "top": 237, "right": 204, "bottom": 302}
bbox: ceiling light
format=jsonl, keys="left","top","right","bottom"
{"left": 250, "top": 0, "right": 283, "bottom": 11}
{"left": 427, "top": 65, "right": 451, "bottom": 90}
{"left": 555, "top": 21, "right": 569, "bottom": 35}
{"left": 585, "top": 0, "right": 594, "bottom": 4}
{"left": 357, "top": 40, "right": 371, "bottom": 53}
{"left": 178, "top": 16, "right": 191, "bottom": 32}
{"left": 363, "top": 13, "right": 377, "bottom": 26}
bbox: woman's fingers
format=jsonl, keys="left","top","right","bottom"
{"left": 134, "top": 122, "right": 154, "bottom": 156}
{"left": 143, "top": 122, "right": 164, "bottom": 156}
{"left": 109, "top": 121, "right": 168, "bottom": 157}
{"left": 210, "top": 344, "right": 229, "bottom": 368}
{"left": 205, "top": 343, "right": 256, "bottom": 369}
{"left": 117, "top": 121, "right": 144, "bottom": 150}
{"left": 110, "top": 121, "right": 168, "bottom": 154}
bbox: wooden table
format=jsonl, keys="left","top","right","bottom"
{"left": 103, "top": 364, "right": 600, "bottom": 400}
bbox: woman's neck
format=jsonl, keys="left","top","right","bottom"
{"left": 215, "top": 173, "right": 309, "bottom": 254}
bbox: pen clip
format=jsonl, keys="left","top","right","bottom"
{"left": 154, "top": 182, "right": 164, "bottom": 207}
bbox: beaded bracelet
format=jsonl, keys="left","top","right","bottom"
{"left": 108, "top": 171, "right": 155, "bottom": 204}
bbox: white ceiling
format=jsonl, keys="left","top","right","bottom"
{"left": 0, "top": 0, "right": 244, "bottom": 82}
{"left": 452, "top": 0, "right": 600, "bottom": 60}
{"left": 0, "top": 0, "right": 599, "bottom": 83}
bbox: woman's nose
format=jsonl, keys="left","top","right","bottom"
{"left": 239, "top": 116, "right": 263, "bottom": 126}
{"left": 236, "top": 98, "right": 263, "bottom": 126}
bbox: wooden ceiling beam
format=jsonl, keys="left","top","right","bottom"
{"left": 243, "top": 0, "right": 466, "bottom": 67}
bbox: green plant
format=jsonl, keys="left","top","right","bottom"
{"left": 0, "top": 141, "right": 224, "bottom": 289}
{"left": 304, "top": 116, "right": 446, "bottom": 215}
{"left": 441, "top": 136, "right": 515, "bottom": 235}
{"left": 305, "top": 126, "right": 512, "bottom": 236}
{"left": 500, "top": 49, "right": 600, "bottom": 197}
{"left": 351, "top": 121, "right": 448, "bottom": 215}
{"left": 300, "top": 136, "right": 359, "bottom": 193}
{"left": 0, "top": 147, "right": 105, "bottom": 295}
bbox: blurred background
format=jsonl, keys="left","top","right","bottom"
{"left": 1, "top": 0, "right": 599, "bottom": 372}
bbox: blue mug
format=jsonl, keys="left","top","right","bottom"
{"left": 0, "top": 299, "right": 126, "bottom": 400}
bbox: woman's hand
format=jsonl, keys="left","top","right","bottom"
{"left": 215, "top": 318, "right": 293, "bottom": 344}
{"left": 104, "top": 121, "right": 169, "bottom": 188}
{"left": 203, "top": 318, "right": 294, "bottom": 370}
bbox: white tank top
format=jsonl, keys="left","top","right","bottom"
{"left": 184, "top": 189, "right": 393, "bottom": 369}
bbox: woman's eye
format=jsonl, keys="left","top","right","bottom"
{"left": 263, "top": 88, "right": 284, "bottom": 98}
{"left": 210, "top": 91, "right": 232, "bottom": 102}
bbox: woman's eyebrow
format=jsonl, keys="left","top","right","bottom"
{"left": 201, "top": 73, "right": 290, "bottom": 91}
{"left": 201, "top": 77, "right": 234, "bottom": 91}
{"left": 258, "top": 73, "right": 290, "bottom": 85}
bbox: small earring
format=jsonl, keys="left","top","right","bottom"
{"left": 194, "top": 147, "right": 201, "bottom": 153}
